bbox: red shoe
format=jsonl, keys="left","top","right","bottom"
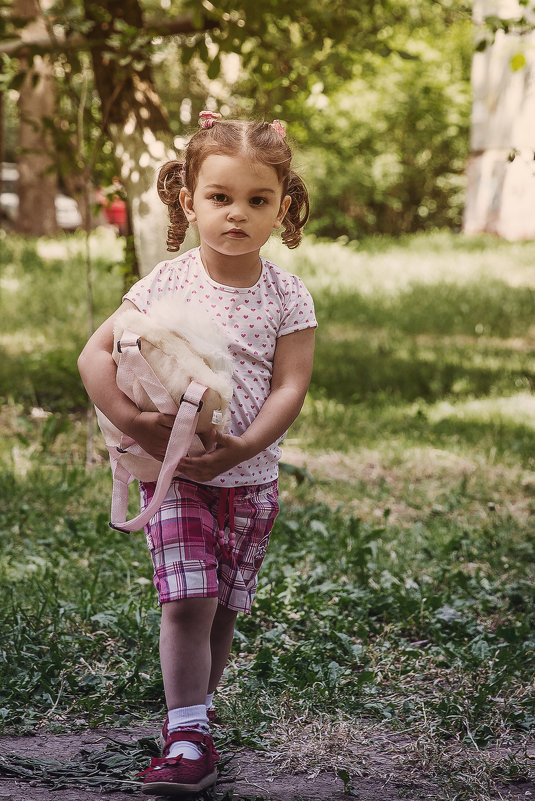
{"left": 138, "top": 731, "right": 219, "bottom": 796}
{"left": 160, "top": 711, "right": 218, "bottom": 750}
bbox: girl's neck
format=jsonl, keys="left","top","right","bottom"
{"left": 199, "top": 245, "right": 262, "bottom": 288}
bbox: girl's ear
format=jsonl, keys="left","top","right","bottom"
{"left": 273, "top": 194, "right": 291, "bottom": 229}
{"left": 179, "top": 187, "right": 197, "bottom": 222}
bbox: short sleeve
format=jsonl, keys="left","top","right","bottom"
{"left": 122, "top": 260, "right": 171, "bottom": 312}
{"left": 278, "top": 275, "right": 317, "bottom": 337}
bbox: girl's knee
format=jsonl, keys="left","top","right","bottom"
{"left": 162, "top": 596, "right": 218, "bottom": 627}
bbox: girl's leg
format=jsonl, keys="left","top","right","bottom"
{"left": 208, "top": 604, "right": 238, "bottom": 694}
{"left": 160, "top": 596, "right": 219, "bottom": 709}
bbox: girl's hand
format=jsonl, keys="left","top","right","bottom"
{"left": 176, "top": 430, "right": 250, "bottom": 482}
{"left": 127, "top": 411, "right": 175, "bottom": 462}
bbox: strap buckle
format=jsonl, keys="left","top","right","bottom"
{"left": 180, "top": 393, "right": 204, "bottom": 413}
{"left": 117, "top": 337, "right": 141, "bottom": 353}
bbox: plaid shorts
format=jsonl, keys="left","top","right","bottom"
{"left": 139, "top": 478, "right": 279, "bottom": 614}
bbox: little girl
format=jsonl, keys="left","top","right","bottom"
{"left": 78, "top": 111, "right": 317, "bottom": 795}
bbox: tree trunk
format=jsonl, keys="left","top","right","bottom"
{"left": 463, "top": 0, "right": 535, "bottom": 240}
{"left": 108, "top": 92, "right": 177, "bottom": 278}
{"left": 85, "top": 0, "right": 179, "bottom": 276}
{"left": 14, "top": 0, "right": 58, "bottom": 236}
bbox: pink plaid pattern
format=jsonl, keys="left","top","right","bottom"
{"left": 140, "top": 478, "right": 279, "bottom": 614}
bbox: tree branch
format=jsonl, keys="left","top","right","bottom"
{"left": 0, "top": 13, "right": 220, "bottom": 56}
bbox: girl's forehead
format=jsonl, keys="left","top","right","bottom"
{"left": 197, "top": 153, "right": 280, "bottom": 187}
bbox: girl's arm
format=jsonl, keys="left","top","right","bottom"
{"left": 77, "top": 300, "right": 175, "bottom": 461}
{"left": 177, "top": 327, "right": 315, "bottom": 482}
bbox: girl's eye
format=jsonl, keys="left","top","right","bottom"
{"left": 250, "top": 197, "right": 266, "bottom": 207}
{"left": 211, "top": 194, "right": 228, "bottom": 203}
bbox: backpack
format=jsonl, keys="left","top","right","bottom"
{"left": 95, "top": 297, "right": 233, "bottom": 532}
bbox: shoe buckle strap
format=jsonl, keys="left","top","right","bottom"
{"left": 162, "top": 728, "right": 212, "bottom": 757}
{"left": 137, "top": 755, "right": 183, "bottom": 777}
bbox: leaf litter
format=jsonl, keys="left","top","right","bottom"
{"left": 0, "top": 724, "right": 533, "bottom": 801}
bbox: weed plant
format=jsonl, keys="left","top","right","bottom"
{"left": 1, "top": 229, "right": 534, "bottom": 799}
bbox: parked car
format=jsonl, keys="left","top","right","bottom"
{"left": 55, "top": 192, "right": 83, "bottom": 231}
{"left": 1, "top": 162, "right": 82, "bottom": 232}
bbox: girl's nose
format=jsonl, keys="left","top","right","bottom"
{"left": 227, "top": 203, "right": 247, "bottom": 222}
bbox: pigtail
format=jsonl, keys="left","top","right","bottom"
{"left": 157, "top": 161, "right": 189, "bottom": 252}
{"left": 281, "top": 171, "right": 310, "bottom": 249}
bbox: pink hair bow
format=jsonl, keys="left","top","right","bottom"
{"left": 199, "top": 110, "right": 222, "bottom": 129}
{"left": 270, "top": 120, "right": 286, "bottom": 138}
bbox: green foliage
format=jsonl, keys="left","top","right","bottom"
{"left": 199, "top": 0, "right": 471, "bottom": 117}
{"left": 296, "top": 24, "right": 471, "bottom": 238}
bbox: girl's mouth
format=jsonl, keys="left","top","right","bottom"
{"left": 225, "top": 229, "right": 248, "bottom": 238}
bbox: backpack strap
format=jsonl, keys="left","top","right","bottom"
{"left": 115, "top": 331, "right": 178, "bottom": 416}
{"left": 108, "top": 331, "right": 207, "bottom": 533}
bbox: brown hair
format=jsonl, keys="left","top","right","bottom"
{"left": 157, "top": 119, "right": 309, "bottom": 252}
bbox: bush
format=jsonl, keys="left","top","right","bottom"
{"left": 297, "top": 25, "right": 472, "bottom": 239}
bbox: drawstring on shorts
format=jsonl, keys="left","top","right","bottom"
{"left": 216, "top": 487, "right": 236, "bottom": 561}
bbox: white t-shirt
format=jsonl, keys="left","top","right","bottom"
{"left": 124, "top": 247, "right": 317, "bottom": 487}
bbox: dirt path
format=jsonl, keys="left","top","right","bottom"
{"left": 1, "top": 727, "right": 534, "bottom": 801}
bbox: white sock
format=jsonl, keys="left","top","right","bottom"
{"left": 167, "top": 704, "right": 209, "bottom": 760}
{"left": 205, "top": 691, "right": 215, "bottom": 709}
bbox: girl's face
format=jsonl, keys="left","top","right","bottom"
{"left": 180, "top": 154, "right": 291, "bottom": 262}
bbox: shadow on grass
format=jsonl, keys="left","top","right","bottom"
{"left": 300, "top": 389, "right": 535, "bottom": 468}
{"left": 0, "top": 349, "right": 87, "bottom": 411}
{"left": 315, "top": 279, "right": 535, "bottom": 338}
{"left": 311, "top": 336, "right": 534, "bottom": 404}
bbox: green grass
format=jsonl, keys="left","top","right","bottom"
{"left": 1, "top": 229, "right": 534, "bottom": 799}
{"left": 0, "top": 229, "right": 124, "bottom": 410}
